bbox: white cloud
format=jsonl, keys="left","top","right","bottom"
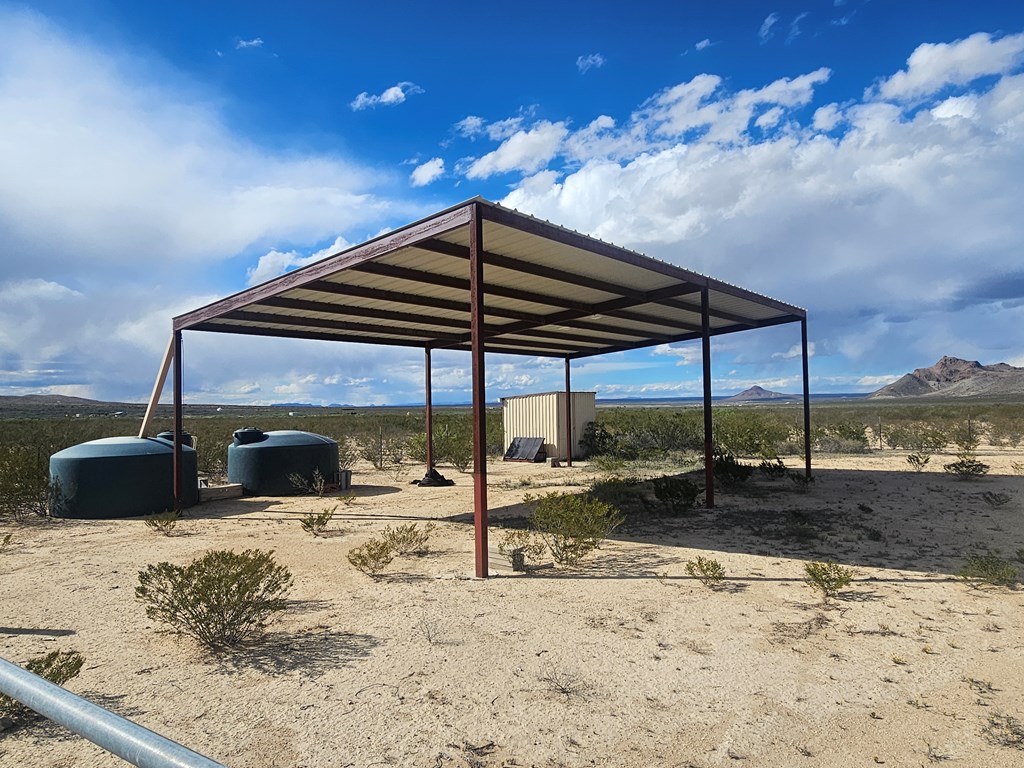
{"left": 787, "top": 12, "right": 809, "bottom": 44}
{"left": 236, "top": 37, "right": 264, "bottom": 49}
{"left": 773, "top": 342, "right": 815, "bottom": 360}
{"left": 577, "top": 53, "right": 606, "bottom": 74}
{"left": 1, "top": 278, "right": 82, "bottom": 302}
{"left": 455, "top": 115, "right": 485, "bottom": 137}
{"left": 410, "top": 157, "right": 444, "bottom": 187}
{"left": 875, "top": 31, "right": 1024, "bottom": 102}
{"left": 695, "top": 39, "right": 713, "bottom": 52}
{"left": 759, "top": 13, "right": 779, "bottom": 43}
{"left": 246, "top": 236, "right": 352, "bottom": 287}
{"left": 652, "top": 344, "right": 702, "bottom": 366}
{"left": 350, "top": 81, "right": 424, "bottom": 110}
{"left": 465, "top": 121, "right": 569, "bottom": 179}
{"left": 812, "top": 103, "right": 843, "bottom": 130}
{"left": 498, "top": 48, "right": 1024, "bottom": 380}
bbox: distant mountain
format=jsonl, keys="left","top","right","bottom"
{"left": 0, "top": 394, "right": 104, "bottom": 407}
{"left": 869, "top": 356, "right": 1024, "bottom": 399}
{"left": 724, "top": 386, "right": 796, "bottom": 402}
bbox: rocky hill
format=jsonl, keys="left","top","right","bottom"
{"left": 869, "top": 356, "right": 1024, "bottom": 399}
{"left": 724, "top": 385, "right": 796, "bottom": 402}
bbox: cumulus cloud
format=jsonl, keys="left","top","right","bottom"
{"left": 874, "top": 31, "right": 1024, "bottom": 101}
{"left": 576, "top": 53, "right": 605, "bottom": 73}
{"left": 465, "top": 121, "right": 569, "bottom": 179}
{"left": 497, "top": 38, "right": 1024, "bottom": 381}
{"left": 695, "top": 38, "right": 713, "bottom": 52}
{"left": 236, "top": 37, "right": 264, "bottom": 49}
{"left": 0, "top": 8, "right": 417, "bottom": 402}
{"left": 245, "top": 236, "right": 352, "bottom": 287}
{"left": 350, "top": 81, "right": 424, "bottom": 110}
{"left": 455, "top": 115, "right": 485, "bottom": 137}
{"left": 410, "top": 157, "right": 444, "bottom": 187}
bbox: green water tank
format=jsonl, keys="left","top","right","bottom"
{"left": 49, "top": 436, "right": 198, "bottom": 518}
{"left": 227, "top": 428, "right": 338, "bottom": 496}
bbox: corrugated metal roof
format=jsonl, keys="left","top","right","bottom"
{"left": 175, "top": 198, "right": 805, "bottom": 358}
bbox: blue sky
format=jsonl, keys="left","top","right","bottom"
{"left": 2, "top": 1, "right": 1024, "bottom": 405}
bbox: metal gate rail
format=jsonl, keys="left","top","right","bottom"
{"left": 0, "top": 656, "right": 226, "bottom": 768}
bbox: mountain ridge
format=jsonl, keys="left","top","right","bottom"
{"left": 869, "top": 356, "right": 1024, "bottom": 398}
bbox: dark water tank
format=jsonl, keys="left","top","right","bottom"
{"left": 155, "top": 430, "right": 194, "bottom": 448}
{"left": 227, "top": 428, "right": 338, "bottom": 496}
{"left": 49, "top": 436, "right": 198, "bottom": 519}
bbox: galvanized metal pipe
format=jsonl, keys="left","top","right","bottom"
{"left": 0, "top": 656, "right": 226, "bottom": 768}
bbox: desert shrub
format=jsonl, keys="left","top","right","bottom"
{"left": 0, "top": 650, "right": 85, "bottom": 725}
{"left": 496, "top": 528, "right": 547, "bottom": 571}
{"left": 289, "top": 467, "right": 328, "bottom": 496}
{"left": 300, "top": 505, "right": 336, "bottom": 536}
{"left": 144, "top": 510, "right": 179, "bottom": 536}
{"left": 714, "top": 409, "right": 792, "bottom": 457}
{"left": 347, "top": 538, "right": 394, "bottom": 576}
{"left": 989, "top": 417, "right": 1024, "bottom": 448}
{"left": 1, "top": 532, "right": 12, "bottom": 554}
{"left": 685, "top": 556, "right": 725, "bottom": 588}
{"left": 381, "top": 522, "right": 435, "bottom": 555}
{"left": 959, "top": 553, "right": 1019, "bottom": 587}
{"left": 983, "top": 713, "right": 1024, "bottom": 749}
{"left": 812, "top": 421, "right": 869, "bottom": 453}
{"left": 759, "top": 457, "right": 788, "bottom": 479}
{"left": 0, "top": 447, "right": 65, "bottom": 521}
{"left": 950, "top": 419, "right": 983, "bottom": 453}
{"left": 652, "top": 476, "right": 703, "bottom": 514}
{"left": 804, "top": 561, "right": 853, "bottom": 600}
{"left": 906, "top": 453, "right": 930, "bottom": 472}
{"left": 528, "top": 492, "right": 624, "bottom": 567}
{"left": 713, "top": 450, "right": 754, "bottom": 487}
{"left": 136, "top": 549, "right": 292, "bottom": 650}
{"left": 588, "top": 475, "right": 643, "bottom": 511}
{"left": 943, "top": 452, "right": 990, "bottom": 480}
{"left": 1013, "top": 462, "right": 1024, "bottom": 476}
{"left": 580, "top": 421, "right": 616, "bottom": 457}
{"left": 359, "top": 429, "right": 407, "bottom": 473}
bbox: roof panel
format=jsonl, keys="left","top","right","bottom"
{"left": 176, "top": 198, "right": 805, "bottom": 358}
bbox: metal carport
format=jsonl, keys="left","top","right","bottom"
{"left": 142, "top": 197, "right": 812, "bottom": 577}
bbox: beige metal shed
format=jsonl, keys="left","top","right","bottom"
{"left": 502, "top": 391, "right": 596, "bottom": 461}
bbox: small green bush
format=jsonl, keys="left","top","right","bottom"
{"left": 347, "top": 538, "right": 394, "bottom": 577}
{"left": 143, "top": 510, "right": 179, "bottom": 536}
{"left": 959, "top": 553, "right": 1019, "bottom": 587}
{"left": 944, "top": 452, "right": 990, "bottom": 480}
{"left": 300, "top": 505, "right": 336, "bottom": 536}
{"left": 381, "top": 522, "right": 435, "bottom": 555}
{"left": 804, "top": 561, "right": 853, "bottom": 601}
{"left": 136, "top": 549, "right": 292, "bottom": 650}
{"left": 289, "top": 467, "right": 327, "bottom": 496}
{"left": 528, "top": 492, "right": 624, "bottom": 568}
{"left": 983, "top": 712, "right": 1024, "bottom": 749}
{"left": 758, "top": 457, "right": 788, "bottom": 479}
{"left": 906, "top": 453, "right": 930, "bottom": 472}
{"left": 0, "top": 650, "right": 85, "bottom": 725}
{"left": 652, "top": 476, "right": 703, "bottom": 514}
{"left": 685, "top": 556, "right": 725, "bottom": 588}
{"left": 496, "top": 528, "right": 547, "bottom": 571}
{"left": 713, "top": 450, "right": 754, "bottom": 487}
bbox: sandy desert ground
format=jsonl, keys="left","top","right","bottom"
{"left": 2, "top": 447, "right": 1024, "bottom": 768}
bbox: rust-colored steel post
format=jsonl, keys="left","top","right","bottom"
{"left": 469, "top": 204, "right": 489, "bottom": 577}
{"left": 701, "top": 288, "right": 714, "bottom": 508}
{"left": 172, "top": 330, "right": 183, "bottom": 511}
{"left": 424, "top": 347, "right": 434, "bottom": 473}
{"left": 801, "top": 318, "right": 812, "bottom": 479}
{"left": 564, "top": 358, "right": 573, "bottom": 467}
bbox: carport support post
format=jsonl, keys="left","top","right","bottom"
{"left": 701, "top": 287, "right": 714, "bottom": 508}
{"left": 424, "top": 347, "right": 434, "bottom": 472}
{"left": 469, "top": 204, "right": 489, "bottom": 578}
{"left": 801, "top": 318, "right": 812, "bottom": 479}
{"left": 172, "top": 330, "right": 183, "bottom": 511}
{"left": 564, "top": 358, "right": 573, "bottom": 467}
